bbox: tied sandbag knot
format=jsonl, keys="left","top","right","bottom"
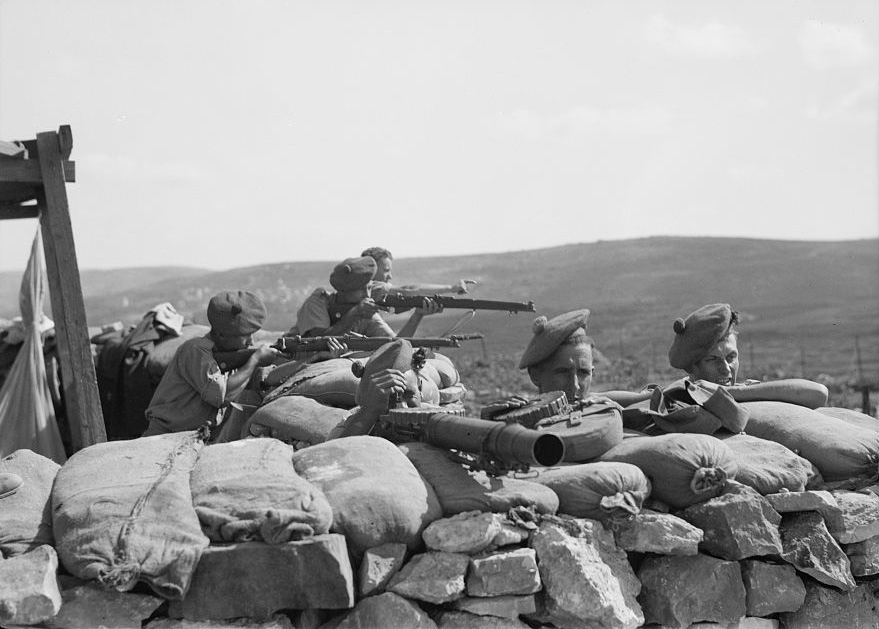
{"left": 690, "top": 467, "right": 728, "bottom": 495}
{"left": 98, "top": 562, "right": 141, "bottom": 590}
{"left": 599, "top": 491, "right": 642, "bottom": 518}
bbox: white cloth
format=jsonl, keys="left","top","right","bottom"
{"left": 0, "top": 226, "right": 67, "bottom": 464}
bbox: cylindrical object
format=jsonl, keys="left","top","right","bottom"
{"left": 389, "top": 410, "right": 565, "bottom": 467}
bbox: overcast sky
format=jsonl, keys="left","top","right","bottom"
{"left": 0, "top": 0, "right": 876, "bottom": 272}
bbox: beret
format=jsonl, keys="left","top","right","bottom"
{"left": 330, "top": 256, "right": 377, "bottom": 292}
{"left": 518, "top": 309, "right": 590, "bottom": 370}
{"left": 356, "top": 339, "right": 415, "bottom": 409}
{"left": 207, "top": 290, "right": 266, "bottom": 336}
{"left": 668, "top": 303, "right": 738, "bottom": 370}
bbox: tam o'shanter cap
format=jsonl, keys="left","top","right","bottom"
{"left": 207, "top": 290, "right": 266, "bottom": 336}
{"left": 330, "top": 256, "right": 377, "bottom": 292}
{"left": 668, "top": 303, "right": 738, "bottom": 370}
{"left": 519, "top": 309, "right": 590, "bottom": 369}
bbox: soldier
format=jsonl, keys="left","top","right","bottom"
{"left": 668, "top": 303, "right": 828, "bottom": 408}
{"left": 142, "top": 291, "right": 279, "bottom": 436}
{"left": 481, "top": 309, "right": 645, "bottom": 418}
{"left": 291, "top": 255, "right": 443, "bottom": 338}
{"left": 360, "top": 246, "right": 476, "bottom": 299}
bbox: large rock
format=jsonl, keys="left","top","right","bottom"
{"left": 452, "top": 594, "right": 537, "bottom": 619}
{"left": 844, "top": 535, "right": 879, "bottom": 577}
{"left": 0, "top": 545, "right": 62, "bottom": 627}
{"left": 358, "top": 543, "right": 407, "bottom": 597}
{"left": 678, "top": 483, "right": 782, "bottom": 560}
{"left": 168, "top": 536, "right": 354, "bottom": 621}
{"left": 613, "top": 510, "right": 702, "bottom": 555}
{"left": 739, "top": 560, "right": 805, "bottom": 616}
{"left": 637, "top": 553, "right": 746, "bottom": 629}
{"left": 778, "top": 512, "right": 856, "bottom": 591}
{"left": 44, "top": 584, "right": 163, "bottom": 629}
{"left": 779, "top": 580, "right": 879, "bottom": 628}
{"left": 422, "top": 512, "right": 503, "bottom": 554}
{"left": 764, "top": 490, "right": 844, "bottom": 533}
{"left": 829, "top": 490, "right": 879, "bottom": 544}
{"left": 386, "top": 551, "right": 470, "bottom": 604}
{"left": 466, "top": 548, "right": 541, "bottom": 597}
{"left": 434, "top": 610, "right": 531, "bottom": 628}
{"left": 332, "top": 592, "right": 436, "bottom": 629}
{"left": 529, "top": 517, "right": 643, "bottom": 629}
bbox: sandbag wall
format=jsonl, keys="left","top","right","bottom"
{"left": 3, "top": 401, "right": 879, "bottom": 628}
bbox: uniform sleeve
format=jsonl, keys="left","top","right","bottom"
{"left": 177, "top": 340, "right": 227, "bottom": 407}
{"left": 293, "top": 288, "right": 332, "bottom": 335}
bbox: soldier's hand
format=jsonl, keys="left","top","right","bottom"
{"left": 415, "top": 297, "right": 444, "bottom": 316}
{"left": 453, "top": 279, "right": 478, "bottom": 295}
{"left": 353, "top": 297, "right": 379, "bottom": 318}
{"left": 480, "top": 395, "right": 530, "bottom": 420}
{"left": 310, "top": 337, "right": 348, "bottom": 362}
{"left": 252, "top": 344, "right": 281, "bottom": 366}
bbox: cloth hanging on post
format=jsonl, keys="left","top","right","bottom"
{"left": 0, "top": 226, "right": 67, "bottom": 464}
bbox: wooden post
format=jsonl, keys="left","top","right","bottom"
{"left": 35, "top": 127, "right": 105, "bottom": 449}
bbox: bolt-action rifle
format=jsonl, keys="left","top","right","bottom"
{"left": 213, "top": 333, "right": 484, "bottom": 372}
{"left": 375, "top": 407, "right": 565, "bottom": 476}
{"left": 374, "top": 292, "right": 536, "bottom": 314}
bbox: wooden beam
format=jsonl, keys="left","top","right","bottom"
{"left": 0, "top": 160, "right": 75, "bottom": 183}
{"left": 0, "top": 204, "right": 40, "bottom": 219}
{"left": 36, "top": 128, "right": 106, "bottom": 450}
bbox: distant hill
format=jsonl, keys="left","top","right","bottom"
{"left": 1, "top": 237, "right": 876, "bottom": 381}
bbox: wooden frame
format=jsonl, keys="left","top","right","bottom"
{"left": 0, "top": 126, "right": 106, "bottom": 449}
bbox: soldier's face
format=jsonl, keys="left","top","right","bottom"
{"left": 375, "top": 258, "right": 393, "bottom": 283}
{"left": 531, "top": 343, "right": 594, "bottom": 403}
{"left": 690, "top": 335, "right": 739, "bottom": 386}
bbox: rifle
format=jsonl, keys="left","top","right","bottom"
{"left": 374, "top": 293, "right": 536, "bottom": 314}
{"left": 213, "top": 333, "right": 484, "bottom": 372}
{"left": 376, "top": 407, "right": 565, "bottom": 476}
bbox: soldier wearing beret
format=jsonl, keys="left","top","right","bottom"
{"left": 668, "top": 303, "right": 828, "bottom": 409}
{"left": 481, "top": 309, "right": 644, "bottom": 419}
{"left": 142, "top": 291, "right": 280, "bottom": 436}
{"left": 361, "top": 246, "right": 476, "bottom": 300}
{"left": 290, "top": 255, "right": 444, "bottom": 339}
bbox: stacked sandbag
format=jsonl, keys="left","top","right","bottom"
{"left": 599, "top": 433, "right": 737, "bottom": 509}
{"left": 243, "top": 396, "right": 350, "bottom": 446}
{"left": 190, "top": 439, "right": 333, "bottom": 543}
{"left": 52, "top": 432, "right": 210, "bottom": 599}
{"left": 399, "top": 441, "right": 559, "bottom": 516}
{"left": 263, "top": 358, "right": 362, "bottom": 408}
{"left": 531, "top": 462, "right": 651, "bottom": 524}
{"left": 427, "top": 353, "right": 468, "bottom": 407}
{"left": 0, "top": 449, "right": 59, "bottom": 557}
{"left": 717, "top": 432, "right": 822, "bottom": 494}
{"left": 742, "top": 401, "right": 879, "bottom": 482}
{"left": 816, "top": 406, "right": 879, "bottom": 432}
{"left": 292, "top": 436, "right": 443, "bottom": 555}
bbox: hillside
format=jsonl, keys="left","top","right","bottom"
{"left": 1, "top": 237, "right": 877, "bottom": 382}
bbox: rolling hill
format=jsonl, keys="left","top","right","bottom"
{"left": 1, "top": 236, "right": 877, "bottom": 382}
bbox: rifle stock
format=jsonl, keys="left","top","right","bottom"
{"left": 375, "top": 293, "right": 536, "bottom": 314}
{"left": 377, "top": 407, "right": 565, "bottom": 475}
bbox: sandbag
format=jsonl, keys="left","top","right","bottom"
{"left": 532, "top": 462, "right": 650, "bottom": 523}
{"left": 599, "top": 433, "right": 737, "bottom": 509}
{"left": 741, "top": 401, "right": 879, "bottom": 482}
{"left": 244, "top": 396, "right": 350, "bottom": 446}
{"left": 718, "top": 433, "right": 822, "bottom": 495}
{"left": 292, "top": 436, "right": 442, "bottom": 555}
{"left": 263, "top": 358, "right": 361, "bottom": 408}
{"left": 190, "top": 439, "right": 332, "bottom": 544}
{"left": 399, "top": 442, "right": 559, "bottom": 517}
{"left": 0, "top": 449, "right": 59, "bottom": 558}
{"left": 52, "top": 432, "right": 209, "bottom": 599}
{"left": 816, "top": 407, "right": 879, "bottom": 432}
{"left": 428, "top": 353, "right": 460, "bottom": 388}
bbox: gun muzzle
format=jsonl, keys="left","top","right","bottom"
{"left": 387, "top": 409, "right": 565, "bottom": 467}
